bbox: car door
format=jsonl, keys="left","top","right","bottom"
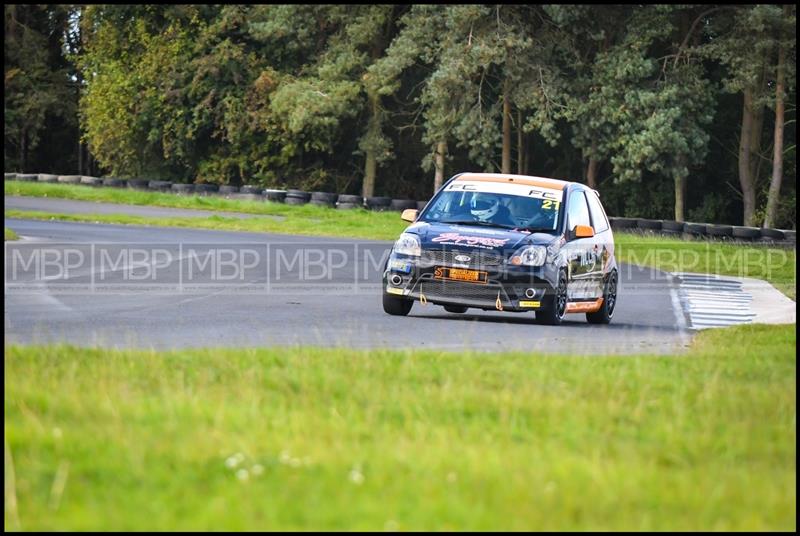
{"left": 564, "top": 190, "right": 596, "bottom": 301}
{"left": 585, "top": 190, "right": 613, "bottom": 298}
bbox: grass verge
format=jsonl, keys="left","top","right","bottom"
{"left": 4, "top": 324, "right": 796, "bottom": 531}
{"left": 5, "top": 227, "right": 19, "bottom": 241}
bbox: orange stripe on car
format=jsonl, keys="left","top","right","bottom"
{"left": 454, "top": 173, "right": 568, "bottom": 191}
{"left": 566, "top": 298, "right": 604, "bottom": 313}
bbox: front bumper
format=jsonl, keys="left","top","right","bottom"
{"left": 383, "top": 251, "right": 560, "bottom": 312}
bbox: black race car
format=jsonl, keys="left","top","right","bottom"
{"left": 382, "top": 172, "right": 618, "bottom": 325}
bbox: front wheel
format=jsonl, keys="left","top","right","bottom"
{"left": 535, "top": 270, "right": 568, "bottom": 326}
{"left": 383, "top": 291, "right": 413, "bottom": 316}
{"left": 586, "top": 270, "right": 617, "bottom": 324}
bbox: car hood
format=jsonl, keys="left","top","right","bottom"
{"left": 405, "top": 221, "right": 558, "bottom": 257}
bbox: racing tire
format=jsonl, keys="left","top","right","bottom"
{"left": 265, "top": 189, "right": 287, "bottom": 202}
{"left": 443, "top": 305, "right": 468, "bottom": 314}
{"left": 586, "top": 270, "right": 618, "bottom": 325}
{"left": 382, "top": 292, "right": 413, "bottom": 316}
{"left": 337, "top": 202, "right": 360, "bottom": 210}
{"left": 390, "top": 199, "right": 417, "bottom": 211}
{"left": 365, "top": 196, "right": 392, "bottom": 211}
{"left": 535, "top": 270, "right": 568, "bottom": 326}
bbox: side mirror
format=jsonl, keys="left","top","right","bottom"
{"left": 401, "top": 209, "right": 418, "bottom": 222}
{"left": 573, "top": 225, "right": 595, "bottom": 239}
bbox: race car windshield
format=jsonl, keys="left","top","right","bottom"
{"left": 421, "top": 189, "right": 562, "bottom": 232}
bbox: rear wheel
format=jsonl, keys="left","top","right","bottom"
{"left": 383, "top": 292, "right": 413, "bottom": 316}
{"left": 586, "top": 270, "right": 617, "bottom": 324}
{"left": 443, "top": 305, "right": 468, "bottom": 314}
{"left": 535, "top": 270, "right": 568, "bottom": 326}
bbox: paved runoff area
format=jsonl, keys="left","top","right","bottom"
{"left": 671, "top": 272, "right": 796, "bottom": 330}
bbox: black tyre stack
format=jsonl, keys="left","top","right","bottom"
{"left": 683, "top": 222, "right": 707, "bottom": 237}
{"left": 365, "top": 196, "right": 392, "bottom": 211}
{"left": 195, "top": 184, "right": 219, "bottom": 195}
{"left": 309, "top": 191, "right": 338, "bottom": 208}
{"left": 127, "top": 178, "right": 150, "bottom": 190}
{"left": 265, "top": 189, "right": 287, "bottom": 203}
{"left": 337, "top": 194, "right": 363, "bottom": 210}
{"left": 80, "top": 176, "right": 104, "bottom": 187}
{"left": 608, "top": 217, "right": 636, "bottom": 231}
{"left": 218, "top": 185, "right": 239, "bottom": 195}
{"left": 706, "top": 224, "right": 733, "bottom": 239}
{"left": 285, "top": 189, "right": 311, "bottom": 205}
{"left": 660, "top": 220, "right": 684, "bottom": 235}
{"left": 636, "top": 219, "right": 662, "bottom": 233}
{"left": 37, "top": 174, "right": 59, "bottom": 183}
{"left": 57, "top": 175, "right": 82, "bottom": 184}
{"left": 148, "top": 180, "right": 172, "bottom": 192}
{"left": 389, "top": 199, "right": 417, "bottom": 211}
{"left": 102, "top": 178, "right": 127, "bottom": 188}
{"left": 171, "top": 183, "right": 196, "bottom": 195}
{"left": 731, "top": 226, "right": 761, "bottom": 241}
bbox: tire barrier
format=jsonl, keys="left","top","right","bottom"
{"left": 608, "top": 217, "right": 636, "bottom": 230}
{"left": 127, "top": 178, "right": 150, "bottom": 190}
{"left": 309, "top": 191, "right": 337, "bottom": 207}
{"left": 337, "top": 194, "right": 364, "bottom": 206}
{"left": 683, "top": 222, "right": 707, "bottom": 236}
{"left": 365, "top": 196, "right": 392, "bottom": 211}
{"left": 637, "top": 218, "right": 662, "bottom": 231}
{"left": 706, "top": 224, "right": 733, "bottom": 238}
{"left": 102, "top": 178, "right": 127, "bottom": 188}
{"left": 265, "top": 189, "right": 287, "bottom": 202}
{"left": 760, "top": 228, "right": 785, "bottom": 240}
{"left": 148, "top": 180, "right": 172, "bottom": 192}
{"left": 239, "top": 185, "right": 263, "bottom": 195}
{"left": 731, "top": 226, "right": 761, "bottom": 240}
{"left": 171, "top": 183, "right": 195, "bottom": 194}
{"left": 218, "top": 185, "right": 239, "bottom": 195}
{"left": 194, "top": 184, "right": 218, "bottom": 195}
{"left": 390, "top": 199, "right": 417, "bottom": 211}
{"left": 286, "top": 189, "right": 311, "bottom": 201}
{"left": 661, "top": 220, "right": 684, "bottom": 233}
{"left": 80, "top": 176, "right": 104, "bottom": 187}
{"left": 6, "top": 172, "right": 795, "bottom": 246}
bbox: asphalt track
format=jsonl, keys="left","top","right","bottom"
{"left": 4, "top": 207, "right": 693, "bottom": 354}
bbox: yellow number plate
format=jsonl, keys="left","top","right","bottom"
{"left": 519, "top": 300, "right": 541, "bottom": 308}
{"left": 434, "top": 267, "right": 488, "bottom": 284}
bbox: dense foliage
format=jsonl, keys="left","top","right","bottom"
{"left": 4, "top": 4, "right": 796, "bottom": 228}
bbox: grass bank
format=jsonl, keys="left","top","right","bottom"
{"left": 5, "top": 227, "right": 19, "bottom": 241}
{"left": 4, "top": 324, "right": 796, "bottom": 531}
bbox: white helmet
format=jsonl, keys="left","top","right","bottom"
{"left": 470, "top": 192, "right": 500, "bottom": 221}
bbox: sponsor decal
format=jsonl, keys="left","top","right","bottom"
{"left": 565, "top": 298, "right": 603, "bottom": 313}
{"left": 454, "top": 254, "right": 471, "bottom": 263}
{"left": 432, "top": 232, "right": 510, "bottom": 248}
{"left": 519, "top": 300, "right": 541, "bottom": 308}
{"left": 389, "top": 260, "right": 412, "bottom": 273}
{"left": 386, "top": 286, "right": 404, "bottom": 295}
{"left": 433, "top": 266, "right": 488, "bottom": 284}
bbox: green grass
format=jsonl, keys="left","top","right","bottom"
{"left": 5, "top": 227, "right": 19, "bottom": 241}
{"left": 4, "top": 324, "right": 796, "bottom": 531}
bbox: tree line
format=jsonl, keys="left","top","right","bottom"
{"left": 4, "top": 4, "right": 796, "bottom": 228}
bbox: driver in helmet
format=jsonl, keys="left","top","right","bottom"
{"left": 469, "top": 192, "right": 515, "bottom": 226}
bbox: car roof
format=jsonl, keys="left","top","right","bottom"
{"left": 452, "top": 173, "right": 570, "bottom": 191}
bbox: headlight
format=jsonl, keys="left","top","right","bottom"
{"left": 510, "top": 245, "right": 547, "bottom": 267}
{"left": 394, "top": 233, "right": 421, "bottom": 256}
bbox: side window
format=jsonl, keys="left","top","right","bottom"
{"left": 567, "top": 191, "right": 591, "bottom": 231}
{"left": 586, "top": 191, "right": 609, "bottom": 232}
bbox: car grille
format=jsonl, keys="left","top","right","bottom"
{"left": 420, "top": 249, "right": 505, "bottom": 267}
{"left": 419, "top": 280, "right": 510, "bottom": 307}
